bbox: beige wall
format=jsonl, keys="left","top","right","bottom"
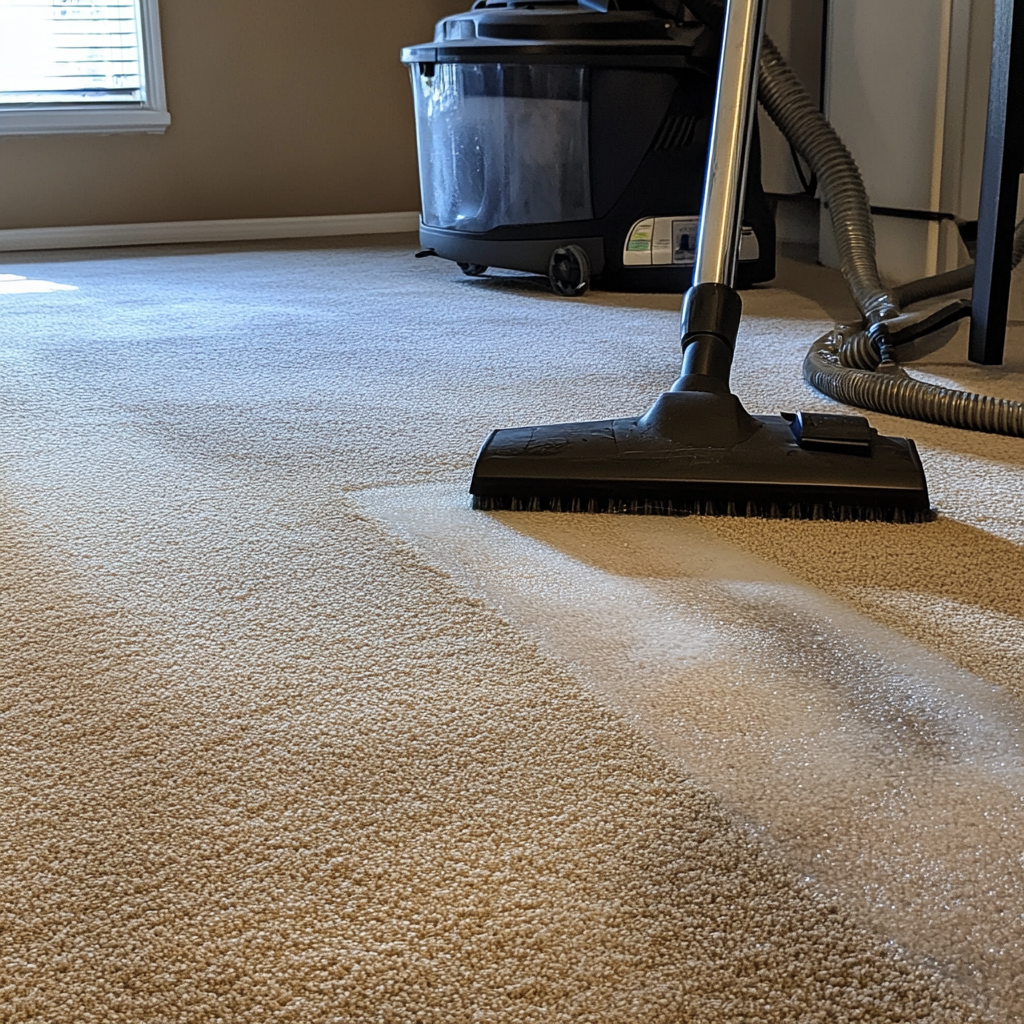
{"left": 0, "top": 0, "right": 464, "bottom": 230}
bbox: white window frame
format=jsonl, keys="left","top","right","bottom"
{"left": 0, "top": 0, "right": 170, "bottom": 136}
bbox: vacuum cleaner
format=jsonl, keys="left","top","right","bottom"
{"left": 401, "top": 0, "right": 775, "bottom": 295}
{"left": 403, "top": 0, "right": 1024, "bottom": 523}
{"left": 466, "top": 0, "right": 930, "bottom": 521}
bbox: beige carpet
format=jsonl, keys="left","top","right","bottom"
{"left": 1, "top": 236, "right": 1022, "bottom": 1023}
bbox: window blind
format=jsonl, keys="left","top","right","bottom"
{"left": 0, "top": 0, "right": 145, "bottom": 105}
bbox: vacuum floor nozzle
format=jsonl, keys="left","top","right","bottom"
{"left": 470, "top": 392, "right": 932, "bottom": 523}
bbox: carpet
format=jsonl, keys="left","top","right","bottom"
{"left": 1, "top": 236, "right": 1022, "bottom": 1023}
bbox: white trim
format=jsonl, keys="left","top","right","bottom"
{"left": 0, "top": 107, "right": 171, "bottom": 136}
{"left": 140, "top": 0, "right": 169, "bottom": 118}
{"left": 0, "top": 212, "right": 422, "bottom": 253}
{"left": 0, "top": 0, "right": 170, "bottom": 137}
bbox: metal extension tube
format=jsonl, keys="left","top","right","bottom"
{"left": 692, "top": 0, "right": 766, "bottom": 288}
{"left": 675, "top": 0, "right": 766, "bottom": 395}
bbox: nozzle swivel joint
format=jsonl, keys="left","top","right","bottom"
{"left": 674, "top": 282, "right": 743, "bottom": 393}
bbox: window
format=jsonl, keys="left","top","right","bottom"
{"left": 0, "top": 0, "right": 169, "bottom": 135}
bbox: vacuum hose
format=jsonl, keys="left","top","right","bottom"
{"left": 685, "top": 0, "right": 1024, "bottom": 438}
{"left": 891, "top": 264, "right": 975, "bottom": 309}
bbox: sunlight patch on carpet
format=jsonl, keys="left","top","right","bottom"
{"left": 0, "top": 273, "right": 77, "bottom": 294}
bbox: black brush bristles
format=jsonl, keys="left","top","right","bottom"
{"left": 471, "top": 492, "right": 935, "bottom": 524}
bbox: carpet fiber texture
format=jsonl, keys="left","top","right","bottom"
{"left": 1, "top": 237, "right": 1023, "bottom": 1023}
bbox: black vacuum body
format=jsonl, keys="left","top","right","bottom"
{"left": 401, "top": 1, "right": 775, "bottom": 293}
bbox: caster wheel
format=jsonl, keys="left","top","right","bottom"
{"left": 548, "top": 245, "right": 591, "bottom": 296}
{"left": 458, "top": 262, "right": 488, "bottom": 277}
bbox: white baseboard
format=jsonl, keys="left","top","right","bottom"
{"left": 0, "top": 211, "right": 421, "bottom": 253}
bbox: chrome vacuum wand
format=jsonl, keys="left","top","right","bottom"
{"left": 674, "top": 0, "right": 767, "bottom": 394}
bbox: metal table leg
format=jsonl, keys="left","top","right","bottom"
{"left": 969, "top": 0, "right": 1024, "bottom": 365}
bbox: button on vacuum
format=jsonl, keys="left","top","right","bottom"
{"left": 783, "top": 411, "right": 874, "bottom": 454}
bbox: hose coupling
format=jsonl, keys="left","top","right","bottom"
{"left": 866, "top": 320, "right": 896, "bottom": 366}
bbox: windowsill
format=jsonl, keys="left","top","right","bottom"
{"left": 0, "top": 106, "right": 171, "bottom": 137}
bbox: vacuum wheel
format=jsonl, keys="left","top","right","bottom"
{"left": 548, "top": 245, "right": 591, "bottom": 297}
{"left": 458, "top": 262, "right": 488, "bottom": 277}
